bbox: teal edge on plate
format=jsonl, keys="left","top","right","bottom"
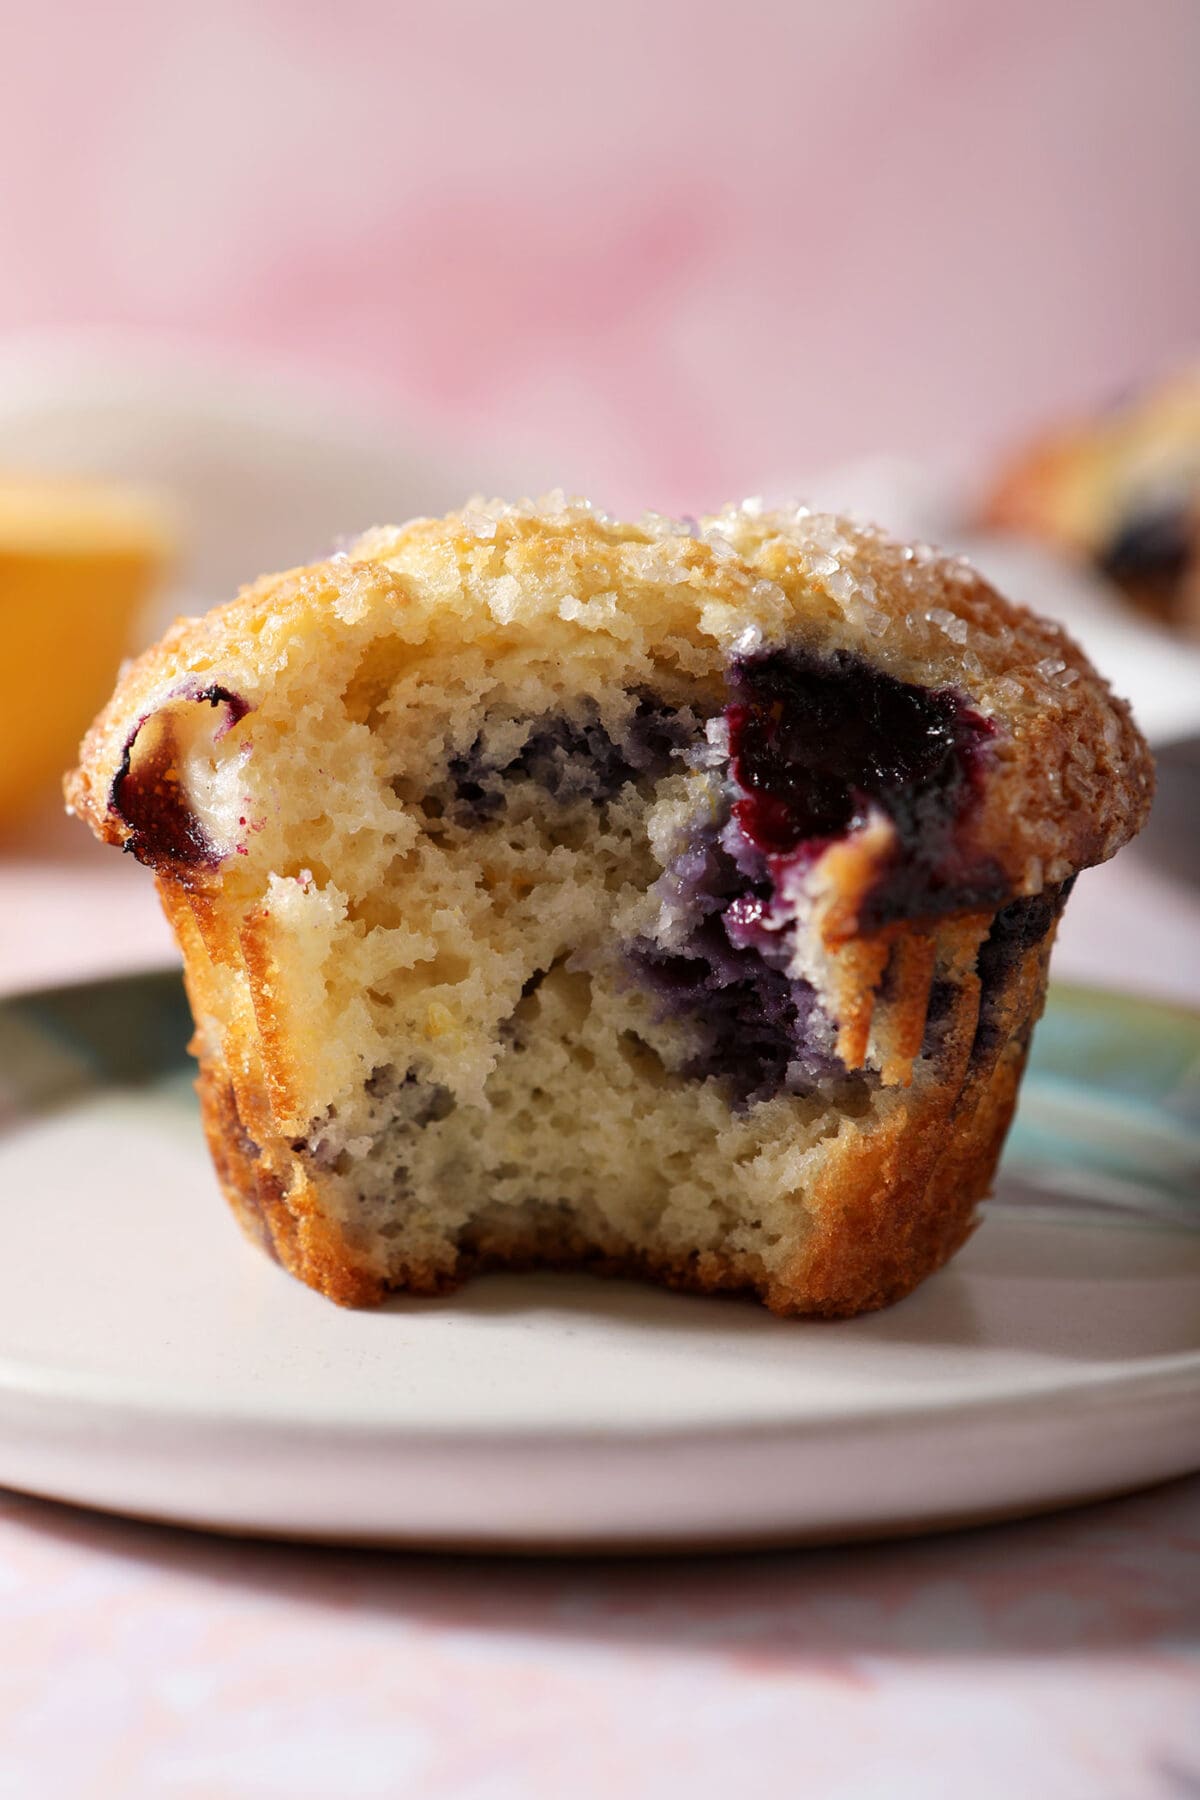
{"left": 1004, "top": 984, "right": 1200, "bottom": 1217}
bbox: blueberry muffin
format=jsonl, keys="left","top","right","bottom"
{"left": 984, "top": 367, "right": 1200, "bottom": 637}
{"left": 66, "top": 498, "right": 1153, "bottom": 1314}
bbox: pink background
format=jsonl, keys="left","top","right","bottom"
{"left": 2, "top": 0, "right": 1197, "bottom": 510}
{"left": 1, "top": 1476, "right": 1197, "bottom": 1799}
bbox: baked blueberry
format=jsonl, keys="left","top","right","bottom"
{"left": 67, "top": 500, "right": 1153, "bottom": 1314}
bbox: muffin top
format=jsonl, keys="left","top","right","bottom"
{"left": 67, "top": 495, "right": 1153, "bottom": 901}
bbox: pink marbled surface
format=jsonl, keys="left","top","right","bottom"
{"left": 0, "top": 1478, "right": 1197, "bottom": 1798}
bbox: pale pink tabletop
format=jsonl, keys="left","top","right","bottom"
{"left": 0, "top": 1475, "right": 1196, "bottom": 1800}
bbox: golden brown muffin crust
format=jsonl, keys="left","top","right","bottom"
{"left": 69, "top": 503, "right": 1152, "bottom": 891}
{"left": 67, "top": 500, "right": 1151, "bottom": 1316}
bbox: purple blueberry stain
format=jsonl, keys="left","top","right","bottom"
{"left": 110, "top": 680, "right": 253, "bottom": 873}
{"left": 628, "top": 812, "right": 846, "bottom": 1107}
{"left": 968, "top": 878, "right": 1073, "bottom": 1065}
{"left": 447, "top": 654, "right": 1019, "bottom": 1105}
{"left": 632, "top": 918, "right": 845, "bottom": 1106}
{"left": 448, "top": 696, "right": 697, "bottom": 822}
{"left": 724, "top": 647, "right": 1003, "bottom": 928}
{"left": 193, "top": 682, "right": 251, "bottom": 738}
{"left": 625, "top": 650, "right": 1012, "bottom": 1104}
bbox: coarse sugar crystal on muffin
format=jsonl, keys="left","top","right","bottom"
{"left": 66, "top": 497, "right": 1154, "bottom": 1314}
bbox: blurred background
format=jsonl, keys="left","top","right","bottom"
{"left": 1, "top": 0, "right": 1197, "bottom": 987}
{"left": 1, "top": 0, "right": 1196, "bottom": 504}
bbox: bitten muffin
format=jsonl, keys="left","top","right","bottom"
{"left": 67, "top": 498, "right": 1153, "bottom": 1315}
{"left": 983, "top": 367, "right": 1200, "bottom": 637}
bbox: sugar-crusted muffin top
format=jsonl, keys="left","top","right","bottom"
{"left": 68, "top": 495, "right": 1153, "bottom": 897}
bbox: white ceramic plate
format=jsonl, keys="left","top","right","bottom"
{"left": 0, "top": 975, "right": 1197, "bottom": 1550}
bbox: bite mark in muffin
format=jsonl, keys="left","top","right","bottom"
{"left": 67, "top": 499, "right": 1153, "bottom": 1314}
